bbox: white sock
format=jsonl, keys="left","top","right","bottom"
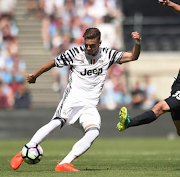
{"left": 29, "top": 119, "right": 62, "bottom": 144}
{"left": 60, "top": 129, "right": 99, "bottom": 165}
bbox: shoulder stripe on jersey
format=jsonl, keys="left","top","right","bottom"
{"left": 69, "top": 49, "right": 75, "bottom": 57}
{"left": 66, "top": 52, "right": 73, "bottom": 63}
{"left": 74, "top": 47, "right": 80, "bottom": 53}
{"left": 62, "top": 54, "right": 71, "bottom": 65}
{"left": 80, "top": 46, "right": 84, "bottom": 51}
{"left": 105, "top": 48, "right": 109, "bottom": 53}
{"left": 109, "top": 49, "right": 112, "bottom": 59}
{"left": 108, "top": 51, "right": 119, "bottom": 68}
{"left": 102, "top": 47, "right": 106, "bottom": 52}
{"left": 57, "top": 55, "right": 61, "bottom": 60}
{"left": 111, "top": 51, "right": 119, "bottom": 61}
{"left": 60, "top": 55, "right": 68, "bottom": 65}
{"left": 72, "top": 48, "right": 77, "bottom": 55}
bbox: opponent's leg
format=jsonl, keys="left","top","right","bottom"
{"left": 10, "top": 118, "right": 64, "bottom": 170}
{"left": 166, "top": 70, "right": 180, "bottom": 135}
{"left": 151, "top": 100, "right": 170, "bottom": 117}
{"left": 117, "top": 101, "right": 170, "bottom": 131}
{"left": 173, "top": 121, "right": 180, "bottom": 136}
{"left": 55, "top": 124, "right": 99, "bottom": 171}
{"left": 171, "top": 108, "right": 180, "bottom": 136}
{"left": 118, "top": 70, "right": 180, "bottom": 133}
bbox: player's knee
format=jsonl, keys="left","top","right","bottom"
{"left": 85, "top": 126, "right": 99, "bottom": 137}
{"left": 52, "top": 117, "right": 66, "bottom": 128}
{"left": 152, "top": 101, "right": 169, "bottom": 117}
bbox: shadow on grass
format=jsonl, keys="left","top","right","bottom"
{"left": 82, "top": 168, "right": 110, "bottom": 171}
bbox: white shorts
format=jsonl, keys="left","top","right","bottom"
{"left": 52, "top": 96, "right": 101, "bottom": 130}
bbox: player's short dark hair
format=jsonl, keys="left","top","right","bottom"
{"left": 83, "top": 28, "right": 101, "bottom": 41}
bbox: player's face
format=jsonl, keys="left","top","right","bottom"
{"left": 84, "top": 38, "right": 101, "bottom": 56}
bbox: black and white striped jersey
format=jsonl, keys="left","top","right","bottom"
{"left": 54, "top": 45, "right": 124, "bottom": 106}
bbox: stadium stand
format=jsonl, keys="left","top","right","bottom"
{"left": 15, "top": 0, "right": 60, "bottom": 108}
{"left": 122, "top": 0, "right": 180, "bottom": 51}
{"left": 0, "top": 0, "right": 32, "bottom": 109}
{"left": 9, "top": 0, "right": 127, "bottom": 109}
{"left": 4, "top": 0, "right": 176, "bottom": 110}
{"left": 19, "top": 0, "right": 129, "bottom": 109}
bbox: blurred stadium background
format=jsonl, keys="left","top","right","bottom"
{"left": 0, "top": 0, "right": 179, "bottom": 138}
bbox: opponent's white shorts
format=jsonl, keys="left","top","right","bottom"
{"left": 52, "top": 96, "right": 101, "bottom": 130}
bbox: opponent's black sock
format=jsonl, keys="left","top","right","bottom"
{"left": 128, "top": 110, "right": 157, "bottom": 128}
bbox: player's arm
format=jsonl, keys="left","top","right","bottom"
{"left": 159, "top": 0, "right": 180, "bottom": 14}
{"left": 120, "top": 31, "right": 141, "bottom": 64}
{"left": 27, "top": 59, "right": 56, "bottom": 84}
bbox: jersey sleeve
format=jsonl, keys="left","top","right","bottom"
{"left": 54, "top": 47, "right": 80, "bottom": 67}
{"left": 110, "top": 49, "right": 124, "bottom": 64}
{"left": 106, "top": 48, "right": 124, "bottom": 68}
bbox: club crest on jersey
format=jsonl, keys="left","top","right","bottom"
{"left": 80, "top": 68, "right": 103, "bottom": 76}
{"left": 80, "top": 55, "right": 86, "bottom": 61}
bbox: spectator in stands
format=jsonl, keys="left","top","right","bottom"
{"left": 24, "top": 0, "right": 39, "bottom": 18}
{"left": 141, "top": 75, "right": 158, "bottom": 110}
{"left": 5, "top": 37, "right": 19, "bottom": 57}
{"left": 0, "top": 4, "right": 30, "bottom": 110}
{"left": 0, "top": 0, "right": 17, "bottom": 16}
{"left": 100, "top": 64, "right": 131, "bottom": 110}
{"left": 14, "top": 81, "right": 31, "bottom": 109}
{"left": 131, "top": 80, "right": 146, "bottom": 109}
{"left": 41, "top": 15, "right": 51, "bottom": 49}
{"left": 0, "top": 79, "right": 9, "bottom": 109}
{"left": 0, "top": 78, "right": 14, "bottom": 109}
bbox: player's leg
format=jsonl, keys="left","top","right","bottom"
{"left": 170, "top": 108, "right": 180, "bottom": 136}
{"left": 28, "top": 98, "right": 66, "bottom": 144}
{"left": 29, "top": 118, "right": 65, "bottom": 144}
{"left": 10, "top": 99, "right": 66, "bottom": 170}
{"left": 55, "top": 125, "right": 99, "bottom": 172}
{"left": 117, "top": 70, "right": 180, "bottom": 131}
{"left": 55, "top": 107, "right": 100, "bottom": 171}
{"left": 10, "top": 118, "right": 65, "bottom": 170}
{"left": 117, "top": 100, "right": 170, "bottom": 131}
{"left": 59, "top": 124, "right": 100, "bottom": 164}
{"left": 173, "top": 121, "right": 180, "bottom": 136}
{"left": 165, "top": 70, "right": 180, "bottom": 135}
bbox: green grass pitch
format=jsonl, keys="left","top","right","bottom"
{"left": 1, "top": 138, "right": 180, "bottom": 177}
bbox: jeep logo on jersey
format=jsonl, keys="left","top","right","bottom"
{"left": 80, "top": 68, "right": 103, "bottom": 76}
{"left": 172, "top": 91, "right": 180, "bottom": 100}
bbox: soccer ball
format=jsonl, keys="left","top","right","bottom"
{"left": 21, "top": 142, "right": 43, "bottom": 164}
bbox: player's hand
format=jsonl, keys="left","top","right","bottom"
{"left": 27, "top": 74, "right": 36, "bottom": 84}
{"left": 131, "top": 31, "right": 141, "bottom": 43}
{"left": 158, "top": 0, "right": 168, "bottom": 5}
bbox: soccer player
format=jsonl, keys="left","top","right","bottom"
{"left": 117, "top": 0, "right": 180, "bottom": 136}
{"left": 10, "top": 28, "right": 141, "bottom": 171}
